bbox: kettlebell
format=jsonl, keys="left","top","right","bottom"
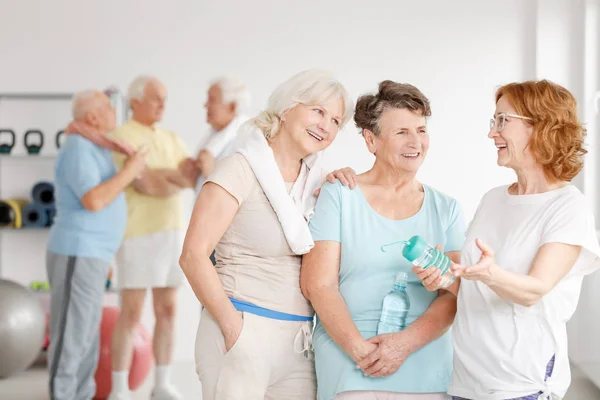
{"left": 55, "top": 130, "right": 65, "bottom": 149}
{"left": 0, "top": 129, "right": 15, "bottom": 155}
{"left": 24, "top": 129, "right": 44, "bottom": 155}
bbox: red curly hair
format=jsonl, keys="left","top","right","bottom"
{"left": 495, "top": 80, "right": 587, "bottom": 182}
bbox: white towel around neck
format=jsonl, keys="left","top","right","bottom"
{"left": 235, "top": 124, "right": 323, "bottom": 255}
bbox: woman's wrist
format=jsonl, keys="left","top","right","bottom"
{"left": 220, "top": 312, "right": 243, "bottom": 336}
{"left": 482, "top": 263, "right": 502, "bottom": 287}
{"left": 390, "top": 330, "right": 410, "bottom": 349}
{"left": 348, "top": 337, "right": 370, "bottom": 361}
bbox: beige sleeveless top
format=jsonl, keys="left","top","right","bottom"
{"left": 205, "top": 153, "right": 313, "bottom": 317}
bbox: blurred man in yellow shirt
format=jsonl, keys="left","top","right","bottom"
{"left": 108, "top": 75, "right": 197, "bottom": 400}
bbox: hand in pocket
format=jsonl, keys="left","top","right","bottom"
{"left": 223, "top": 313, "right": 244, "bottom": 352}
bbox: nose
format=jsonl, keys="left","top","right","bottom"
{"left": 319, "top": 114, "right": 341, "bottom": 135}
{"left": 316, "top": 116, "right": 331, "bottom": 134}
{"left": 405, "top": 131, "right": 419, "bottom": 148}
{"left": 488, "top": 127, "right": 498, "bottom": 139}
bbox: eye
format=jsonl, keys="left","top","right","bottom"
{"left": 419, "top": 129, "right": 427, "bottom": 134}
{"left": 397, "top": 130, "right": 406, "bottom": 135}
{"left": 332, "top": 118, "right": 340, "bottom": 126}
{"left": 314, "top": 108, "right": 324, "bottom": 115}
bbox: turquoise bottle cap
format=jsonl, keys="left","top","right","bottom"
{"left": 402, "top": 235, "right": 427, "bottom": 262}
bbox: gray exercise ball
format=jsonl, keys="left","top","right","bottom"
{"left": 0, "top": 279, "right": 46, "bottom": 379}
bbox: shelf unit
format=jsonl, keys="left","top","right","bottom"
{"left": 0, "top": 93, "right": 68, "bottom": 283}
{"left": 0, "top": 93, "right": 74, "bottom": 101}
{"left": 0, "top": 155, "right": 57, "bottom": 159}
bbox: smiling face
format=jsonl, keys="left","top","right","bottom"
{"left": 488, "top": 95, "right": 535, "bottom": 170}
{"left": 279, "top": 96, "right": 344, "bottom": 156}
{"left": 364, "top": 107, "right": 429, "bottom": 174}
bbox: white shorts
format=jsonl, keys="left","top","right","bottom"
{"left": 115, "top": 229, "right": 185, "bottom": 289}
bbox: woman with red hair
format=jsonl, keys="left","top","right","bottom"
{"left": 416, "top": 80, "right": 600, "bottom": 399}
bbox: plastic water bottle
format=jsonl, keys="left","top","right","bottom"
{"left": 377, "top": 272, "right": 411, "bottom": 335}
{"left": 381, "top": 235, "right": 455, "bottom": 288}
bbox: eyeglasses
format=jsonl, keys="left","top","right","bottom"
{"left": 489, "top": 113, "right": 532, "bottom": 133}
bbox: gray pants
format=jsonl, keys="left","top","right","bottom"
{"left": 46, "top": 251, "right": 109, "bottom": 400}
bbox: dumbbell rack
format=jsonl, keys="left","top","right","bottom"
{"left": 0, "top": 92, "right": 72, "bottom": 282}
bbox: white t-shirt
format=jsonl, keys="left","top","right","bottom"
{"left": 449, "top": 184, "right": 600, "bottom": 400}
{"left": 194, "top": 114, "right": 249, "bottom": 193}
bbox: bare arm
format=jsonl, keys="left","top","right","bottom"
{"left": 81, "top": 165, "right": 137, "bottom": 211}
{"left": 301, "top": 241, "right": 377, "bottom": 362}
{"left": 132, "top": 170, "right": 184, "bottom": 196}
{"left": 179, "top": 182, "right": 242, "bottom": 349}
{"left": 195, "top": 149, "right": 216, "bottom": 178}
{"left": 81, "top": 151, "right": 146, "bottom": 212}
{"left": 132, "top": 158, "right": 198, "bottom": 197}
{"left": 453, "top": 240, "right": 581, "bottom": 307}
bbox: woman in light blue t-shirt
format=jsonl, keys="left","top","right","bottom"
{"left": 301, "top": 81, "right": 466, "bottom": 400}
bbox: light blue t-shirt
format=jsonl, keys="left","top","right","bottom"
{"left": 48, "top": 135, "right": 127, "bottom": 262}
{"left": 309, "top": 181, "right": 466, "bottom": 400}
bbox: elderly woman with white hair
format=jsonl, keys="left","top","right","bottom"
{"left": 179, "top": 69, "right": 354, "bottom": 399}
{"left": 193, "top": 77, "right": 252, "bottom": 196}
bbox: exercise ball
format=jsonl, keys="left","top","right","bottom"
{"left": 0, "top": 279, "right": 45, "bottom": 378}
{"left": 94, "top": 307, "right": 153, "bottom": 399}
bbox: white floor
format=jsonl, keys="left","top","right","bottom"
{"left": 1, "top": 361, "right": 599, "bottom": 399}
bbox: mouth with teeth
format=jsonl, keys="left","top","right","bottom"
{"left": 496, "top": 143, "right": 507, "bottom": 151}
{"left": 401, "top": 152, "right": 420, "bottom": 159}
{"left": 307, "top": 129, "right": 323, "bottom": 141}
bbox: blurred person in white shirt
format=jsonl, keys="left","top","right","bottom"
{"left": 194, "top": 77, "right": 251, "bottom": 194}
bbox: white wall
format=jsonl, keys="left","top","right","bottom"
{"left": 567, "top": 0, "right": 600, "bottom": 386}
{"left": 0, "top": 0, "right": 557, "bottom": 363}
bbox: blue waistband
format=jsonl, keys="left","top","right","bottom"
{"left": 229, "top": 298, "right": 313, "bottom": 322}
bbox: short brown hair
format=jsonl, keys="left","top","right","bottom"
{"left": 354, "top": 80, "right": 431, "bottom": 135}
{"left": 496, "top": 80, "right": 587, "bottom": 182}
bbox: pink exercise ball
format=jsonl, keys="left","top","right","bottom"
{"left": 94, "top": 307, "right": 153, "bottom": 399}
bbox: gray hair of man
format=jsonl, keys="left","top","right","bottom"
{"left": 71, "top": 90, "right": 104, "bottom": 120}
{"left": 210, "top": 76, "right": 251, "bottom": 114}
{"left": 249, "top": 69, "right": 354, "bottom": 141}
{"left": 127, "top": 75, "right": 162, "bottom": 103}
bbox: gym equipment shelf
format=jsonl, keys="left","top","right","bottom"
{"left": 0, "top": 92, "right": 71, "bottom": 281}
{"left": 0, "top": 155, "right": 56, "bottom": 159}
{"left": 0, "top": 93, "right": 73, "bottom": 101}
{"left": 0, "top": 228, "right": 50, "bottom": 231}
